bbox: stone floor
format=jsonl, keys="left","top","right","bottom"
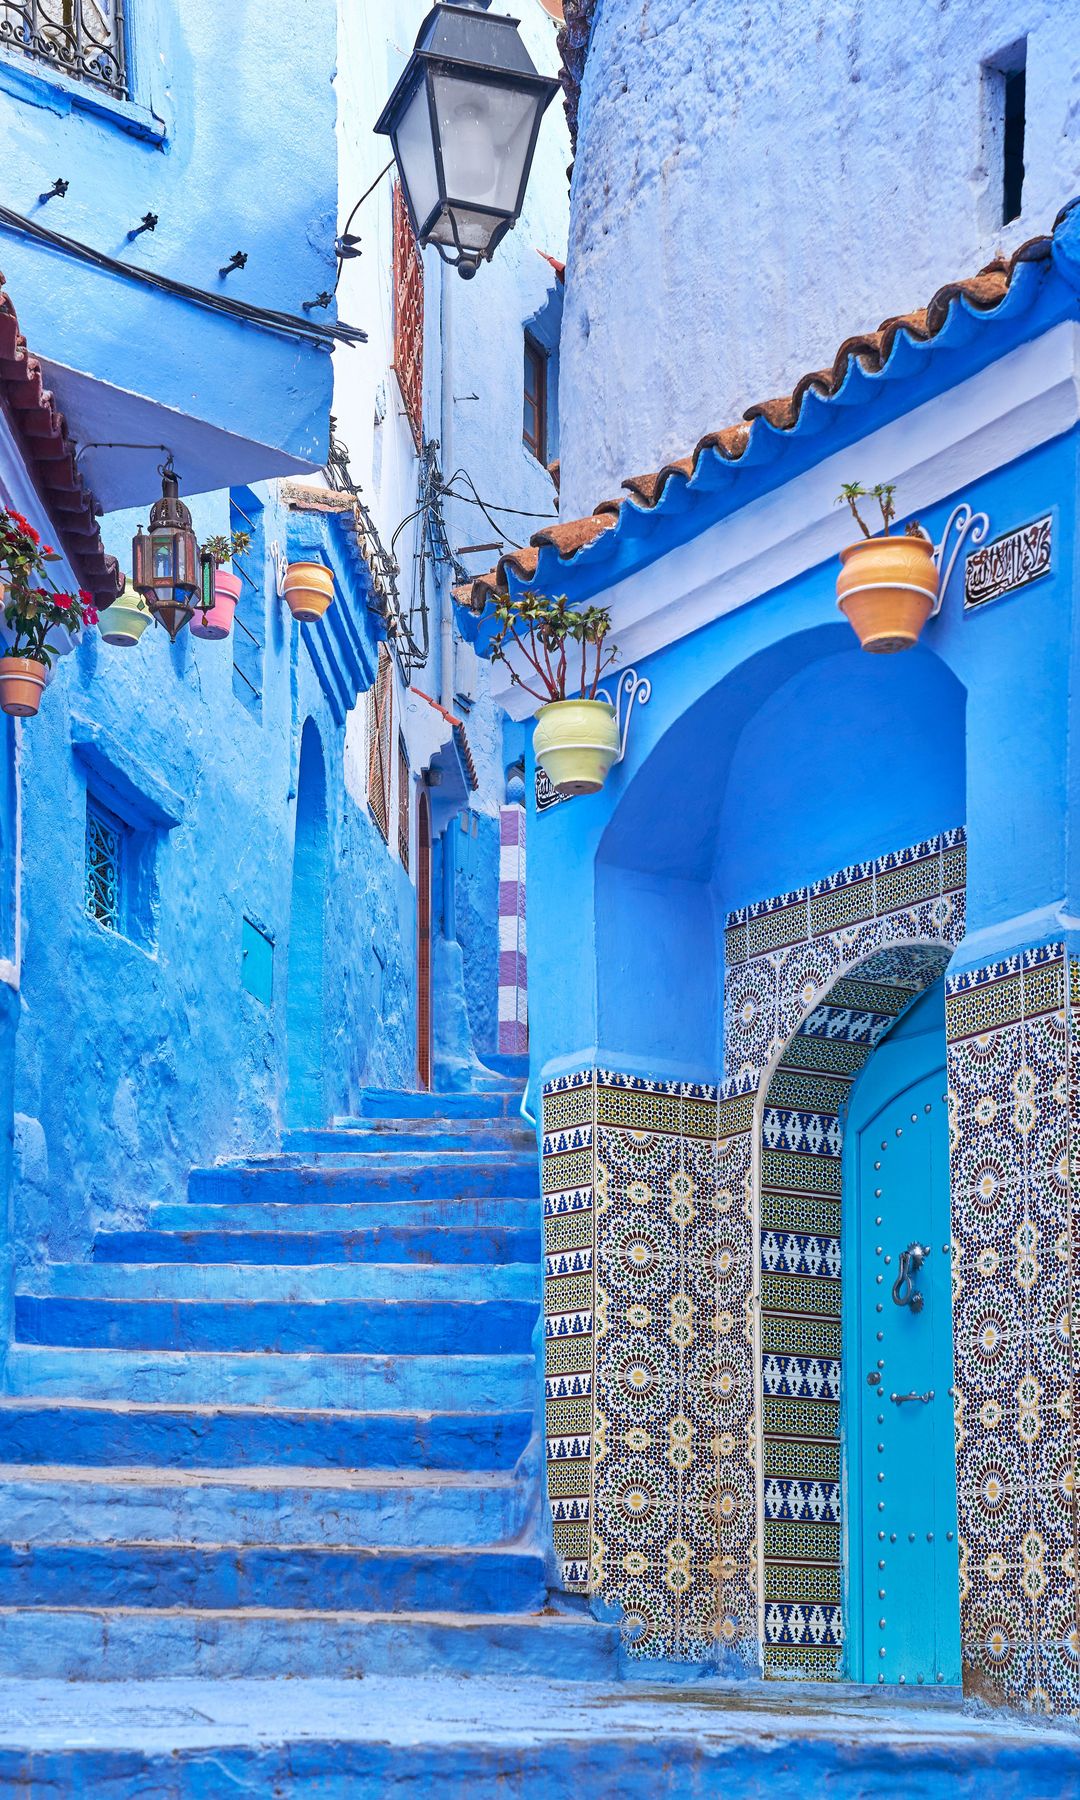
{"left": 0, "top": 1676, "right": 1077, "bottom": 1797}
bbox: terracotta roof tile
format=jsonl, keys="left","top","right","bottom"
{"left": 456, "top": 224, "right": 1058, "bottom": 614}
{"left": 0, "top": 279, "right": 120, "bottom": 602}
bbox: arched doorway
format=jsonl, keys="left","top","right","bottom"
{"left": 416, "top": 788, "right": 432, "bottom": 1091}
{"left": 757, "top": 941, "right": 958, "bottom": 1684}
{"left": 842, "top": 980, "right": 961, "bottom": 1686}
{"left": 286, "top": 719, "right": 328, "bottom": 1128}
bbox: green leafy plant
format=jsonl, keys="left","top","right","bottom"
{"left": 489, "top": 591, "right": 617, "bottom": 704}
{"left": 836, "top": 482, "right": 923, "bottom": 540}
{"left": 0, "top": 506, "right": 97, "bottom": 667}
{"left": 203, "top": 530, "right": 251, "bottom": 567}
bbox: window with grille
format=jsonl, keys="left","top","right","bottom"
{"left": 85, "top": 796, "right": 125, "bottom": 932}
{"left": 392, "top": 182, "right": 424, "bottom": 452}
{"left": 397, "top": 735, "right": 411, "bottom": 871}
{"left": 230, "top": 488, "right": 265, "bottom": 720}
{"left": 367, "top": 646, "right": 394, "bottom": 842}
{"left": 0, "top": 0, "right": 128, "bottom": 98}
{"left": 523, "top": 334, "right": 548, "bottom": 462}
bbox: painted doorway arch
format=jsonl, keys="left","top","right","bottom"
{"left": 417, "top": 788, "right": 432, "bottom": 1091}
{"left": 286, "top": 719, "right": 329, "bottom": 1128}
{"left": 842, "top": 980, "right": 961, "bottom": 1686}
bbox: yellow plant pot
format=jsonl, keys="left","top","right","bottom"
{"left": 97, "top": 582, "right": 152, "bottom": 648}
{"left": 836, "top": 534, "right": 939, "bottom": 654}
{"left": 0, "top": 655, "right": 47, "bottom": 717}
{"left": 283, "top": 561, "right": 334, "bottom": 624}
{"left": 533, "top": 698, "right": 620, "bottom": 798}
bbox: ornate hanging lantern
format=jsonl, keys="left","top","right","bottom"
{"left": 375, "top": 0, "right": 560, "bottom": 279}
{"left": 131, "top": 461, "right": 200, "bottom": 641}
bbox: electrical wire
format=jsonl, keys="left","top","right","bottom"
{"left": 0, "top": 204, "right": 366, "bottom": 349}
{"left": 334, "top": 160, "right": 395, "bottom": 292}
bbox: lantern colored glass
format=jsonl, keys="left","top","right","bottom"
{"left": 131, "top": 466, "right": 200, "bottom": 642}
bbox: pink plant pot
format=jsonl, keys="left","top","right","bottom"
{"left": 190, "top": 568, "right": 241, "bottom": 641}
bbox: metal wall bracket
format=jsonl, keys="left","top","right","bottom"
{"left": 268, "top": 541, "right": 289, "bottom": 599}
{"left": 595, "top": 667, "right": 652, "bottom": 765}
{"left": 928, "top": 503, "right": 990, "bottom": 616}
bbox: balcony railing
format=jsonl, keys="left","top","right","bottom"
{"left": 0, "top": 0, "right": 127, "bottom": 99}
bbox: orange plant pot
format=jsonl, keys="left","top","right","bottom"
{"left": 0, "top": 655, "right": 47, "bottom": 717}
{"left": 283, "top": 562, "right": 334, "bottom": 624}
{"left": 836, "top": 534, "right": 939, "bottom": 654}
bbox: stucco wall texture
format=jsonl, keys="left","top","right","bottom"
{"left": 558, "top": 0, "right": 1080, "bottom": 518}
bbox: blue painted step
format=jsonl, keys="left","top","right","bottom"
{"left": 92, "top": 1224, "right": 543, "bottom": 1265}
{"left": 0, "top": 1468, "right": 526, "bottom": 1548}
{"left": 0, "top": 1609, "right": 619, "bottom": 1682}
{"left": 3, "top": 1347, "right": 535, "bottom": 1410}
{"left": 148, "top": 1197, "right": 539, "bottom": 1232}
{"left": 27, "top": 1262, "right": 540, "bottom": 1301}
{"left": 189, "top": 1158, "right": 539, "bottom": 1204}
{"left": 0, "top": 1401, "right": 532, "bottom": 1470}
{"left": 15, "top": 1295, "right": 537, "bottom": 1354}
{"left": 0, "top": 1544, "right": 548, "bottom": 1614}
{"left": 286, "top": 1125, "right": 535, "bottom": 1153}
{"left": 350, "top": 1088, "right": 524, "bottom": 1120}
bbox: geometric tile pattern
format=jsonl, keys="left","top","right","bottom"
{"left": 541, "top": 1069, "right": 595, "bottom": 1591}
{"left": 498, "top": 804, "right": 528, "bottom": 1054}
{"left": 945, "top": 942, "right": 1080, "bottom": 1716}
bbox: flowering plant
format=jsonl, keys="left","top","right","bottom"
{"left": 489, "top": 590, "right": 617, "bottom": 704}
{"left": 0, "top": 506, "right": 97, "bottom": 667}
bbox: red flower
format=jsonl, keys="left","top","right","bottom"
{"left": 81, "top": 604, "right": 99, "bottom": 628}
{"left": 78, "top": 589, "right": 93, "bottom": 604}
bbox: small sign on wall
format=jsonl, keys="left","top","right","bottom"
{"left": 964, "top": 515, "right": 1052, "bottom": 611}
{"left": 535, "top": 766, "right": 565, "bottom": 813}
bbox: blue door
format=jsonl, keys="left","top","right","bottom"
{"left": 842, "top": 982, "right": 961, "bottom": 1687}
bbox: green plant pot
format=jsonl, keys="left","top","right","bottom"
{"left": 98, "top": 585, "right": 152, "bottom": 647}
{"left": 533, "top": 698, "right": 620, "bottom": 798}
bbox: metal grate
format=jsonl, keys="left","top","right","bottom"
{"left": 392, "top": 182, "right": 424, "bottom": 452}
{"left": 397, "top": 735, "right": 410, "bottom": 871}
{"left": 368, "top": 645, "right": 393, "bottom": 842}
{"left": 0, "top": 0, "right": 128, "bottom": 98}
{"left": 85, "top": 799, "right": 123, "bottom": 931}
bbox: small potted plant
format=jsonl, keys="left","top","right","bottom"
{"left": 283, "top": 558, "right": 335, "bottom": 624}
{"left": 835, "top": 483, "right": 939, "bottom": 653}
{"left": 0, "top": 507, "right": 97, "bottom": 716}
{"left": 190, "top": 530, "right": 250, "bottom": 641}
{"left": 490, "top": 591, "right": 620, "bottom": 797}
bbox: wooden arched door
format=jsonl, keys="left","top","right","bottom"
{"left": 417, "top": 789, "right": 432, "bottom": 1091}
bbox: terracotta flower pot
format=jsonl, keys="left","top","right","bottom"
{"left": 283, "top": 561, "right": 334, "bottom": 624}
{"left": 190, "top": 568, "right": 241, "bottom": 641}
{"left": 836, "top": 534, "right": 939, "bottom": 653}
{"left": 0, "top": 655, "right": 47, "bottom": 717}
{"left": 533, "top": 698, "right": 621, "bottom": 798}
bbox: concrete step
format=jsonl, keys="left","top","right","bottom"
{"left": 146, "top": 1197, "right": 540, "bottom": 1232}
{"left": 0, "top": 1544, "right": 549, "bottom": 1615}
{"left": 189, "top": 1157, "right": 540, "bottom": 1205}
{"left": 14, "top": 1295, "right": 539, "bottom": 1354}
{"left": 0, "top": 1399, "right": 533, "bottom": 1471}
{"left": 24, "top": 1262, "right": 540, "bottom": 1303}
{"left": 0, "top": 1466, "right": 528, "bottom": 1548}
{"left": 0, "top": 1608, "right": 618, "bottom": 1682}
{"left": 350, "top": 1088, "right": 525, "bottom": 1120}
{"left": 92, "top": 1223, "right": 543, "bottom": 1265}
{"left": 3, "top": 1346, "right": 535, "bottom": 1411}
{"left": 287, "top": 1124, "right": 535, "bottom": 1153}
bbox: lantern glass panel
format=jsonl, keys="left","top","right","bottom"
{"left": 430, "top": 72, "right": 538, "bottom": 215}
{"left": 394, "top": 78, "right": 441, "bottom": 235}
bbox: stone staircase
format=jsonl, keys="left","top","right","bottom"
{"left": 0, "top": 1085, "right": 619, "bottom": 1682}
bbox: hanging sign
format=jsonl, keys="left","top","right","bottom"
{"left": 964, "top": 515, "right": 1052, "bottom": 611}
{"left": 535, "top": 766, "right": 565, "bottom": 812}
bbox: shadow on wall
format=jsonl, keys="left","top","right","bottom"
{"left": 286, "top": 718, "right": 329, "bottom": 1128}
{"left": 595, "top": 625, "right": 967, "bottom": 1075}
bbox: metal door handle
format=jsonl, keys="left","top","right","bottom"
{"left": 890, "top": 1389, "right": 934, "bottom": 1405}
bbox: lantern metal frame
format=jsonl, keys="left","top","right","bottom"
{"left": 375, "top": 0, "right": 560, "bottom": 278}
{"left": 131, "top": 458, "right": 201, "bottom": 642}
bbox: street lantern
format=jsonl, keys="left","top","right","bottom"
{"left": 131, "top": 461, "right": 200, "bottom": 642}
{"left": 375, "top": 0, "right": 560, "bottom": 279}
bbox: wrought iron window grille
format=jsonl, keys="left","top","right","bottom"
{"left": 1, "top": 0, "right": 128, "bottom": 99}
{"left": 85, "top": 797, "right": 125, "bottom": 932}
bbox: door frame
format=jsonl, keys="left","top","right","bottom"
{"left": 416, "top": 787, "right": 432, "bottom": 1091}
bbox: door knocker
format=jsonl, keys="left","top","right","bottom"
{"left": 892, "top": 1242, "right": 930, "bottom": 1312}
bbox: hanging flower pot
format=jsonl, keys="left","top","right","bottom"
{"left": 97, "top": 580, "right": 152, "bottom": 648}
{"left": 835, "top": 482, "right": 939, "bottom": 654}
{"left": 534, "top": 697, "right": 620, "bottom": 797}
{"left": 190, "top": 568, "right": 241, "bottom": 641}
{"left": 0, "top": 654, "right": 47, "bottom": 717}
{"left": 283, "top": 561, "right": 334, "bottom": 624}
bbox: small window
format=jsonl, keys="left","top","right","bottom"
{"left": 231, "top": 488, "right": 265, "bottom": 720}
{"left": 397, "top": 735, "right": 411, "bottom": 871}
{"left": 1002, "top": 63, "right": 1026, "bottom": 224}
{"left": 983, "top": 40, "right": 1026, "bottom": 227}
{"left": 392, "top": 183, "right": 425, "bottom": 451}
{"left": 241, "top": 917, "right": 274, "bottom": 1006}
{"left": 85, "top": 797, "right": 125, "bottom": 933}
{"left": 523, "top": 335, "right": 548, "bottom": 462}
{"left": 367, "top": 645, "right": 394, "bottom": 843}
{"left": 2, "top": 0, "right": 128, "bottom": 99}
